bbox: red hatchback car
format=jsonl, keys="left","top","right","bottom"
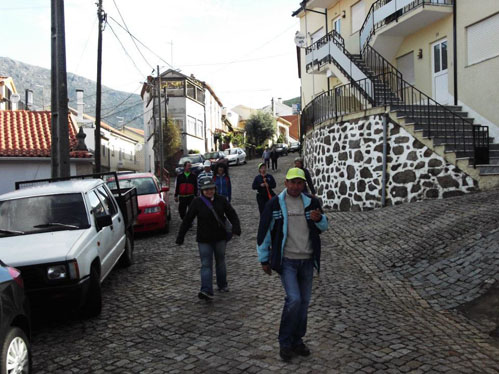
{"left": 108, "top": 172, "right": 170, "bottom": 233}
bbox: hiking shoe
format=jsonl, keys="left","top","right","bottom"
{"left": 279, "top": 346, "right": 294, "bottom": 362}
{"left": 218, "top": 287, "right": 230, "bottom": 292}
{"left": 292, "top": 343, "right": 311, "bottom": 357}
{"left": 198, "top": 291, "right": 214, "bottom": 300}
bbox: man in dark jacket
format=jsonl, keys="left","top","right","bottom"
{"left": 257, "top": 168, "right": 328, "bottom": 362}
{"left": 176, "top": 177, "right": 241, "bottom": 300}
{"left": 294, "top": 157, "right": 316, "bottom": 195}
{"left": 252, "top": 163, "right": 276, "bottom": 215}
{"left": 174, "top": 161, "right": 198, "bottom": 219}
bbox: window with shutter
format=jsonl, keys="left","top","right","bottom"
{"left": 351, "top": 0, "right": 365, "bottom": 34}
{"left": 467, "top": 13, "right": 499, "bottom": 66}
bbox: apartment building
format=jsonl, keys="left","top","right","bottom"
{"left": 295, "top": 0, "right": 499, "bottom": 133}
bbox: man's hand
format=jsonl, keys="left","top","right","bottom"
{"left": 310, "top": 208, "right": 322, "bottom": 222}
{"left": 174, "top": 196, "right": 179, "bottom": 203}
{"left": 262, "top": 264, "right": 272, "bottom": 275}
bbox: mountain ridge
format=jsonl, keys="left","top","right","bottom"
{"left": 0, "top": 56, "right": 144, "bottom": 129}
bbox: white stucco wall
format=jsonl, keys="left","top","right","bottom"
{"left": 0, "top": 159, "right": 93, "bottom": 195}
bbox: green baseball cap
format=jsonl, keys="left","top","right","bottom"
{"left": 285, "top": 167, "right": 306, "bottom": 181}
{"left": 258, "top": 163, "right": 265, "bottom": 169}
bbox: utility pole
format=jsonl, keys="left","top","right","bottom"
{"left": 95, "top": 0, "right": 106, "bottom": 173}
{"left": 50, "top": 0, "right": 70, "bottom": 178}
{"left": 163, "top": 86, "right": 169, "bottom": 183}
{"left": 157, "top": 66, "right": 164, "bottom": 184}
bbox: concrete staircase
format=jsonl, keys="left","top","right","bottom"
{"left": 347, "top": 53, "right": 499, "bottom": 187}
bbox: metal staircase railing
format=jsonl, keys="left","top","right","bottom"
{"left": 305, "top": 30, "right": 375, "bottom": 105}
{"left": 360, "top": 0, "right": 454, "bottom": 53}
{"left": 302, "top": 71, "right": 490, "bottom": 167}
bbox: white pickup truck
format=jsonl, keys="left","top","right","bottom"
{"left": 0, "top": 173, "right": 138, "bottom": 317}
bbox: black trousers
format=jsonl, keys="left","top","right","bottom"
{"left": 264, "top": 159, "right": 270, "bottom": 168}
{"left": 257, "top": 194, "right": 270, "bottom": 215}
{"left": 271, "top": 159, "right": 278, "bottom": 170}
{"left": 179, "top": 195, "right": 194, "bottom": 220}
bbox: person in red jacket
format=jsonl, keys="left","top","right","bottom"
{"left": 174, "top": 161, "right": 198, "bottom": 219}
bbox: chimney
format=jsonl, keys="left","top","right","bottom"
{"left": 271, "top": 97, "right": 275, "bottom": 116}
{"left": 25, "top": 89, "right": 33, "bottom": 110}
{"left": 277, "top": 97, "right": 282, "bottom": 104}
{"left": 76, "top": 89, "right": 84, "bottom": 119}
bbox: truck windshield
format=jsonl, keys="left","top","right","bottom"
{"left": 0, "top": 193, "right": 89, "bottom": 236}
{"left": 108, "top": 177, "right": 158, "bottom": 196}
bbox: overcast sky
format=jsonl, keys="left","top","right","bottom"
{"left": 1, "top": 0, "right": 301, "bottom": 110}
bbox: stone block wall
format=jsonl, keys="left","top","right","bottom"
{"left": 303, "top": 115, "right": 477, "bottom": 211}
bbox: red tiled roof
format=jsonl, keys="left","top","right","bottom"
{"left": 0, "top": 110, "right": 92, "bottom": 158}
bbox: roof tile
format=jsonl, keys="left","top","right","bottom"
{"left": 0, "top": 110, "right": 92, "bottom": 158}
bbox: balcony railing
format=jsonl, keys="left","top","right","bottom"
{"left": 305, "top": 30, "right": 375, "bottom": 104}
{"left": 360, "top": 0, "right": 454, "bottom": 53}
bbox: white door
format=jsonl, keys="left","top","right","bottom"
{"left": 432, "top": 39, "right": 449, "bottom": 104}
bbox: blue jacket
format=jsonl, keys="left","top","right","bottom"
{"left": 256, "top": 189, "right": 328, "bottom": 273}
{"left": 214, "top": 174, "right": 232, "bottom": 202}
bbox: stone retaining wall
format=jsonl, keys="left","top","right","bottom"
{"left": 303, "top": 114, "right": 477, "bottom": 211}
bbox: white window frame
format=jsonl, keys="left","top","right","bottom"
{"left": 332, "top": 16, "right": 341, "bottom": 34}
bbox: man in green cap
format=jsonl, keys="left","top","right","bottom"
{"left": 257, "top": 167, "right": 328, "bottom": 362}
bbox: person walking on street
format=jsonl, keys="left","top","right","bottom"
{"left": 270, "top": 146, "right": 279, "bottom": 171}
{"left": 213, "top": 163, "right": 232, "bottom": 202}
{"left": 197, "top": 160, "right": 214, "bottom": 193}
{"left": 262, "top": 147, "right": 271, "bottom": 169}
{"left": 176, "top": 177, "right": 241, "bottom": 300}
{"left": 257, "top": 168, "right": 328, "bottom": 362}
{"left": 294, "top": 157, "right": 316, "bottom": 196}
{"left": 252, "top": 163, "right": 276, "bottom": 215}
{"left": 174, "top": 161, "right": 198, "bottom": 220}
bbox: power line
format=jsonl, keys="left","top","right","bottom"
{"left": 107, "top": 16, "right": 174, "bottom": 70}
{"left": 100, "top": 85, "right": 141, "bottom": 113}
{"left": 179, "top": 53, "right": 293, "bottom": 67}
{"left": 70, "top": 18, "right": 98, "bottom": 84}
{"left": 101, "top": 100, "right": 144, "bottom": 120}
{"left": 106, "top": 20, "right": 145, "bottom": 77}
{"left": 107, "top": 106, "right": 152, "bottom": 128}
{"left": 112, "top": 0, "right": 154, "bottom": 71}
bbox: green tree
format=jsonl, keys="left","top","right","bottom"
{"left": 154, "top": 118, "right": 181, "bottom": 167}
{"left": 245, "top": 111, "right": 275, "bottom": 146}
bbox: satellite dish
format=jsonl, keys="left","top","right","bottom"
{"left": 294, "top": 31, "right": 306, "bottom": 48}
{"left": 10, "top": 93, "right": 21, "bottom": 104}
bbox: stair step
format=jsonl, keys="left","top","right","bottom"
{"left": 391, "top": 105, "right": 463, "bottom": 112}
{"left": 478, "top": 165, "right": 499, "bottom": 175}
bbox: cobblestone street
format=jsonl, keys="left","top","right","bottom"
{"left": 31, "top": 155, "right": 499, "bottom": 373}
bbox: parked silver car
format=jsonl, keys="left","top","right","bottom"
{"left": 224, "top": 148, "right": 246, "bottom": 166}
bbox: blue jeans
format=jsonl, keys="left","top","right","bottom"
{"left": 279, "top": 257, "right": 314, "bottom": 348}
{"left": 198, "top": 241, "right": 227, "bottom": 294}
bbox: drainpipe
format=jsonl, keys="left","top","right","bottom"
{"left": 453, "top": 0, "right": 458, "bottom": 105}
{"left": 381, "top": 114, "right": 388, "bottom": 207}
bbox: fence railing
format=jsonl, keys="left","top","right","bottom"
{"left": 360, "top": 0, "right": 454, "bottom": 53}
{"left": 305, "top": 30, "right": 375, "bottom": 104}
{"left": 301, "top": 71, "right": 489, "bottom": 166}
{"left": 301, "top": 77, "right": 375, "bottom": 134}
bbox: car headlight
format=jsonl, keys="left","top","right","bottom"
{"left": 47, "top": 264, "right": 68, "bottom": 280}
{"left": 144, "top": 206, "right": 161, "bottom": 214}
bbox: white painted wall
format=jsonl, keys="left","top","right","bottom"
{"left": 0, "top": 159, "right": 93, "bottom": 195}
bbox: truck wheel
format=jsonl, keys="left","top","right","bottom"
{"left": 120, "top": 232, "right": 134, "bottom": 267}
{"left": 81, "top": 265, "right": 102, "bottom": 318}
{"left": 1, "top": 327, "right": 31, "bottom": 374}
